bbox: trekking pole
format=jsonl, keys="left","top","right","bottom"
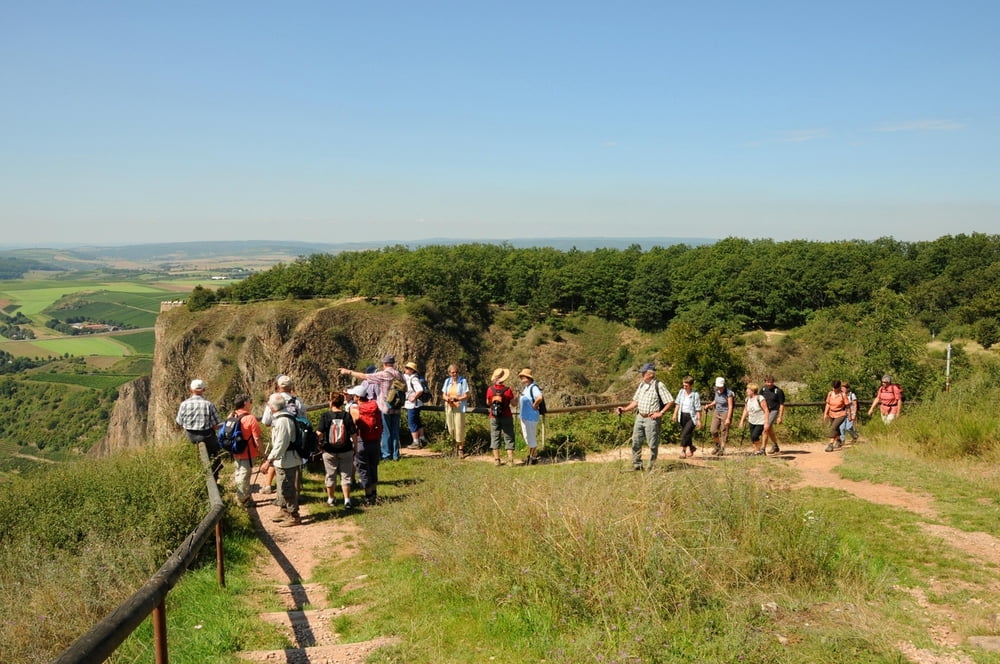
{"left": 616, "top": 411, "right": 623, "bottom": 464}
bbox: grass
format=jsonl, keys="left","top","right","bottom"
{"left": 0, "top": 445, "right": 208, "bottom": 663}
{"left": 306, "top": 458, "right": 941, "bottom": 663}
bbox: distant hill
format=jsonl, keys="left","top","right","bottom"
{"left": 0, "top": 238, "right": 715, "bottom": 273}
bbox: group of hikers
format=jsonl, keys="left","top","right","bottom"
{"left": 617, "top": 366, "right": 904, "bottom": 472}
{"left": 174, "top": 356, "right": 547, "bottom": 528}
{"left": 176, "top": 357, "right": 905, "bottom": 525}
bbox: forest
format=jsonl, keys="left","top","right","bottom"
{"left": 206, "top": 233, "right": 1000, "bottom": 346}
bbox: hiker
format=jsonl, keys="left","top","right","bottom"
{"left": 260, "top": 393, "right": 301, "bottom": 527}
{"left": 175, "top": 378, "right": 223, "bottom": 480}
{"left": 230, "top": 394, "right": 262, "bottom": 506}
{"left": 616, "top": 362, "right": 674, "bottom": 471}
{"left": 868, "top": 375, "right": 903, "bottom": 423}
{"left": 442, "top": 364, "right": 471, "bottom": 458}
{"left": 403, "top": 361, "right": 427, "bottom": 449}
{"left": 760, "top": 375, "right": 786, "bottom": 454}
{"left": 706, "top": 377, "right": 735, "bottom": 456}
{"left": 823, "top": 379, "right": 850, "bottom": 452}
{"left": 348, "top": 383, "right": 382, "bottom": 505}
{"left": 339, "top": 355, "right": 403, "bottom": 462}
{"left": 738, "top": 382, "right": 770, "bottom": 456}
{"left": 487, "top": 368, "right": 516, "bottom": 466}
{"left": 840, "top": 382, "right": 860, "bottom": 443}
{"left": 673, "top": 375, "right": 701, "bottom": 458}
{"left": 259, "top": 374, "right": 306, "bottom": 495}
{"left": 318, "top": 392, "right": 357, "bottom": 510}
{"left": 517, "top": 368, "right": 543, "bottom": 465}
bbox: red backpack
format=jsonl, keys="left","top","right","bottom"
{"left": 355, "top": 400, "right": 384, "bottom": 443}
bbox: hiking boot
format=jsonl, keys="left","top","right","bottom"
{"left": 278, "top": 515, "right": 301, "bottom": 527}
{"left": 326, "top": 497, "right": 336, "bottom": 507}
{"left": 834, "top": 440, "right": 844, "bottom": 449}
{"left": 271, "top": 511, "right": 290, "bottom": 523}
{"left": 260, "top": 486, "right": 275, "bottom": 495}
{"left": 343, "top": 499, "right": 354, "bottom": 510}
{"left": 825, "top": 443, "right": 835, "bottom": 452}
{"left": 769, "top": 444, "right": 781, "bottom": 455}
{"left": 712, "top": 444, "right": 722, "bottom": 456}
{"left": 632, "top": 464, "right": 643, "bottom": 471}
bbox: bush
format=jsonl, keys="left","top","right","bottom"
{"left": 0, "top": 444, "right": 207, "bottom": 663}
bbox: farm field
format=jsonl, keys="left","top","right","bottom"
{"left": 0, "top": 336, "right": 132, "bottom": 357}
{"left": 0, "top": 281, "right": 171, "bottom": 316}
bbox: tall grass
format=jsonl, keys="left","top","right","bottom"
{"left": 0, "top": 444, "right": 208, "bottom": 664}
{"left": 354, "top": 461, "right": 894, "bottom": 662}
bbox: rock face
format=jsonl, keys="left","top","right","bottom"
{"left": 91, "top": 376, "right": 150, "bottom": 456}
{"left": 96, "top": 298, "right": 639, "bottom": 455}
{"left": 97, "top": 299, "right": 470, "bottom": 454}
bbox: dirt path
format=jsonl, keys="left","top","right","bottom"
{"left": 235, "top": 440, "right": 1000, "bottom": 663}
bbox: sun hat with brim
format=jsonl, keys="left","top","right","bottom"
{"left": 276, "top": 374, "right": 293, "bottom": 387}
{"left": 190, "top": 379, "right": 206, "bottom": 391}
{"left": 491, "top": 368, "right": 510, "bottom": 383}
{"left": 405, "top": 361, "right": 418, "bottom": 371}
{"left": 517, "top": 368, "right": 534, "bottom": 379}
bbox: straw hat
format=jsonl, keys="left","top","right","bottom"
{"left": 404, "top": 361, "right": 419, "bottom": 372}
{"left": 491, "top": 367, "right": 510, "bottom": 383}
{"left": 517, "top": 368, "right": 534, "bottom": 380}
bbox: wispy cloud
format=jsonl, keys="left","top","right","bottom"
{"left": 874, "top": 119, "right": 965, "bottom": 132}
{"left": 746, "top": 129, "right": 830, "bottom": 147}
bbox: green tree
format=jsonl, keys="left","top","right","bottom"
{"left": 186, "top": 285, "right": 217, "bottom": 311}
{"left": 657, "top": 322, "right": 747, "bottom": 396}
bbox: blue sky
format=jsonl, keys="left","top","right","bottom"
{"left": 1, "top": 0, "right": 997, "bottom": 246}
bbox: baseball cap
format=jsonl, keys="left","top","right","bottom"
{"left": 190, "top": 379, "right": 206, "bottom": 391}
{"left": 640, "top": 363, "right": 655, "bottom": 373}
{"left": 276, "top": 374, "right": 293, "bottom": 387}
{"left": 881, "top": 375, "right": 891, "bottom": 382}
{"left": 715, "top": 377, "right": 726, "bottom": 387}
{"left": 347, "top": 385, "right": 366, "bottom": 397}
{"left": 382, "top": 354, "right": 396, "bottom": 364}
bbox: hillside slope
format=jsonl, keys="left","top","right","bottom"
{"left": 100, "top": 300, "right": 650, "bottom": 455}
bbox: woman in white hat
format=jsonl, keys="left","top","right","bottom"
{"left": 517, "top": 369, "right": 544, "bottom": 465}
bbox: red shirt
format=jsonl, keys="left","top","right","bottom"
{"left": 487, "top": 384, "right": 514, "bottom": 418}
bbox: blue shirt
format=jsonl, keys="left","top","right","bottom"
{"left": 519, "top": 383, "right": 542, "bottom": 422}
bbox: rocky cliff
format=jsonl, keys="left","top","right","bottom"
{"left": 97, "top": 298, "right": 641, "bottom": 455}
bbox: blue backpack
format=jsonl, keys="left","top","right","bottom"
{"left": 217, "top": 415, "right": 248, "bottom": 455}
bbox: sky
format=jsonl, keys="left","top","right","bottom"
{"left": 1, "top": 0, "right": 998, "bottom": 247}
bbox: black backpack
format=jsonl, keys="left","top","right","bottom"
{"left": 276, "top": 412, "right": 318, "bottom": 459}
{"left": 416, "top": 375, "right": 432, "bottom": 405}
{"left": 217, "top": 415, "right": 248, "bottom": 454}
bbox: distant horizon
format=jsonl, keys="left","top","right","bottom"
{"left": 2, "top": 230, "right": 998, "bottom": 255}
